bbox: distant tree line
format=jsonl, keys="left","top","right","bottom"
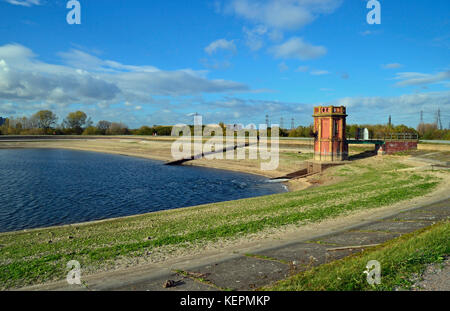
{"left": 0, "top": 110, "right": 129, "bottom": 136}
{"left": 1, "top": 110, "right": 449, "bottom": 140}
{"left": 287, "top": 125, "right": 314, "bottom": 138}
{"left": 416, "top": 123, "right": 450, "bottom": 140}
{"left": 288, "top": 123, "right": 449, "bottom": 140}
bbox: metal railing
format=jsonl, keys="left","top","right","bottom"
{"left": 383, "top": 133, "right": 418, "bottom": 141}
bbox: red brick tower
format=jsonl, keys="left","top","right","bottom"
{"left": 313, "top": 106, "right": 348, "bottom": 161}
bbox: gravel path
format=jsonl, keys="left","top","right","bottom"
{"left": 410, "top": 257, "right": 449, "bottom": 291}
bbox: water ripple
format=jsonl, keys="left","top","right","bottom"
{"left": 0, "top": 148, "right": 286, "bottom": 232}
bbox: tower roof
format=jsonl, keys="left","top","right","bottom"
{"left": 313, "top": 106, "right": 347, "bottom": 117}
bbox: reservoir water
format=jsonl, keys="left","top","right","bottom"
{"left": 0, "top": 148, "right": 286, "bottom": 232}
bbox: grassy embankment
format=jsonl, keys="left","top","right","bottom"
{"left": 0, "top": 157, "right": 443, "bottom": 289}
{"left": 265, "top": 221, "right": 449, "bottom": 291}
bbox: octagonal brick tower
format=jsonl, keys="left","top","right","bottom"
{"left": 313, "top": 106, "right": 348, "bottom": 161}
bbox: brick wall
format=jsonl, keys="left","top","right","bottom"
{"left": 381, "top": 141, "right": 418, "bottom": 154}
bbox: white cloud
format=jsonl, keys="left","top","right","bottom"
{"left": 270, "top": 37, "right": 326, "bottom": 60}
{"left": 154, "top": 91, "right": 450, "bottom": 127}
{"left": 382, "top": 63, "right": 403, "bottom": 69}
{"left": 0, "top": 44, "right": 250, "bottom": 108}
{"left": 59, "top": 49, "right": 160, "bottom": 73}
{"left": 310, "top": 70, "right": 329, "bottom": 76}
{"left": 97, "top": 102, "right": 109, "bottom": 109}
{"left": 332, "top": 91, "right": 450, "bottom": 111}
{"left": 317, "top": 91, "right": 450, "bottom": 125}
{"left": 4, "top": 0, "right": 41, "bottom": 6}
{"left": 0, "top": 45, "right": 120, "bottom": 103}
{"left": 205, "top": 39, "right": 236, "bottom": 55}
{"left": 224, "top": 1, "right": 340, "bottom": 57}
{"left": 394, "top": 71, "right": 450, "bottom": 87}
{"left": 242, "top": 25, "right": 284, "bottom": 51}
{"left": 243, "top": 25, "right": 268, "bottom": 51}
{"left": 268, "top": 29, "right": 283, "bottom": 42}
{"left": 210, "top": 96, "right": 306, "bottom": 117}
{"left": 0, "top": 102, "right": 16, "bottom": 114}
{"left": 225, "top": 0, "right": 342, "bottom": 30}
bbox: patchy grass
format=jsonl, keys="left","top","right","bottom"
{"left": 244, "top": 253, "right": 290, "bottom": 265}
{"left": 282, "top": 152, "right": 314, "bottom": 161}
{"left": 0, "top": 157, "right": 443, "bottom": 289}
{"left": 264, "top": 221, "right": 449, "bottom": 291}
{"left": 393, "top": 151, "right": 416, "bottom": 156}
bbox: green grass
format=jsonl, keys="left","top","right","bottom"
{"left": 265, "top": 221, "right": 449, "bottom": 291}
{"left": 0, "top": 158, "right": 443, "bottom": 289}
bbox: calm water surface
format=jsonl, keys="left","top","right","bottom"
{"left": 0, "top": 148, "right": 286, "bottom": 232}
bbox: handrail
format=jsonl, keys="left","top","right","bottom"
{"left": 351, "top": 132, "right": 418, "bottom": 141}
{"left": 383, "top": 133, "right": 418, "bottom": 141}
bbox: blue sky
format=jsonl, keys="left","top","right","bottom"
{"left": 0, "top": 0, "right": 449, "bottom": 128}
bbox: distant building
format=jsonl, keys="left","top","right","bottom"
{"left": 355, "top": 127, "right": 370, "bottom": 140}
{"left": 363, "top": 128, "right": 370, "bottom": 140}
{"left": 0, "top": 117, "right": 6, "bottom": 126}
{"left": 226, "top": 124, "right": 243, "bottom": 131}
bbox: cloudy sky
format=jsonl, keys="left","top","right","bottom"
{"left": 0, "top": 0, "right": 449, "bottom": 128}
